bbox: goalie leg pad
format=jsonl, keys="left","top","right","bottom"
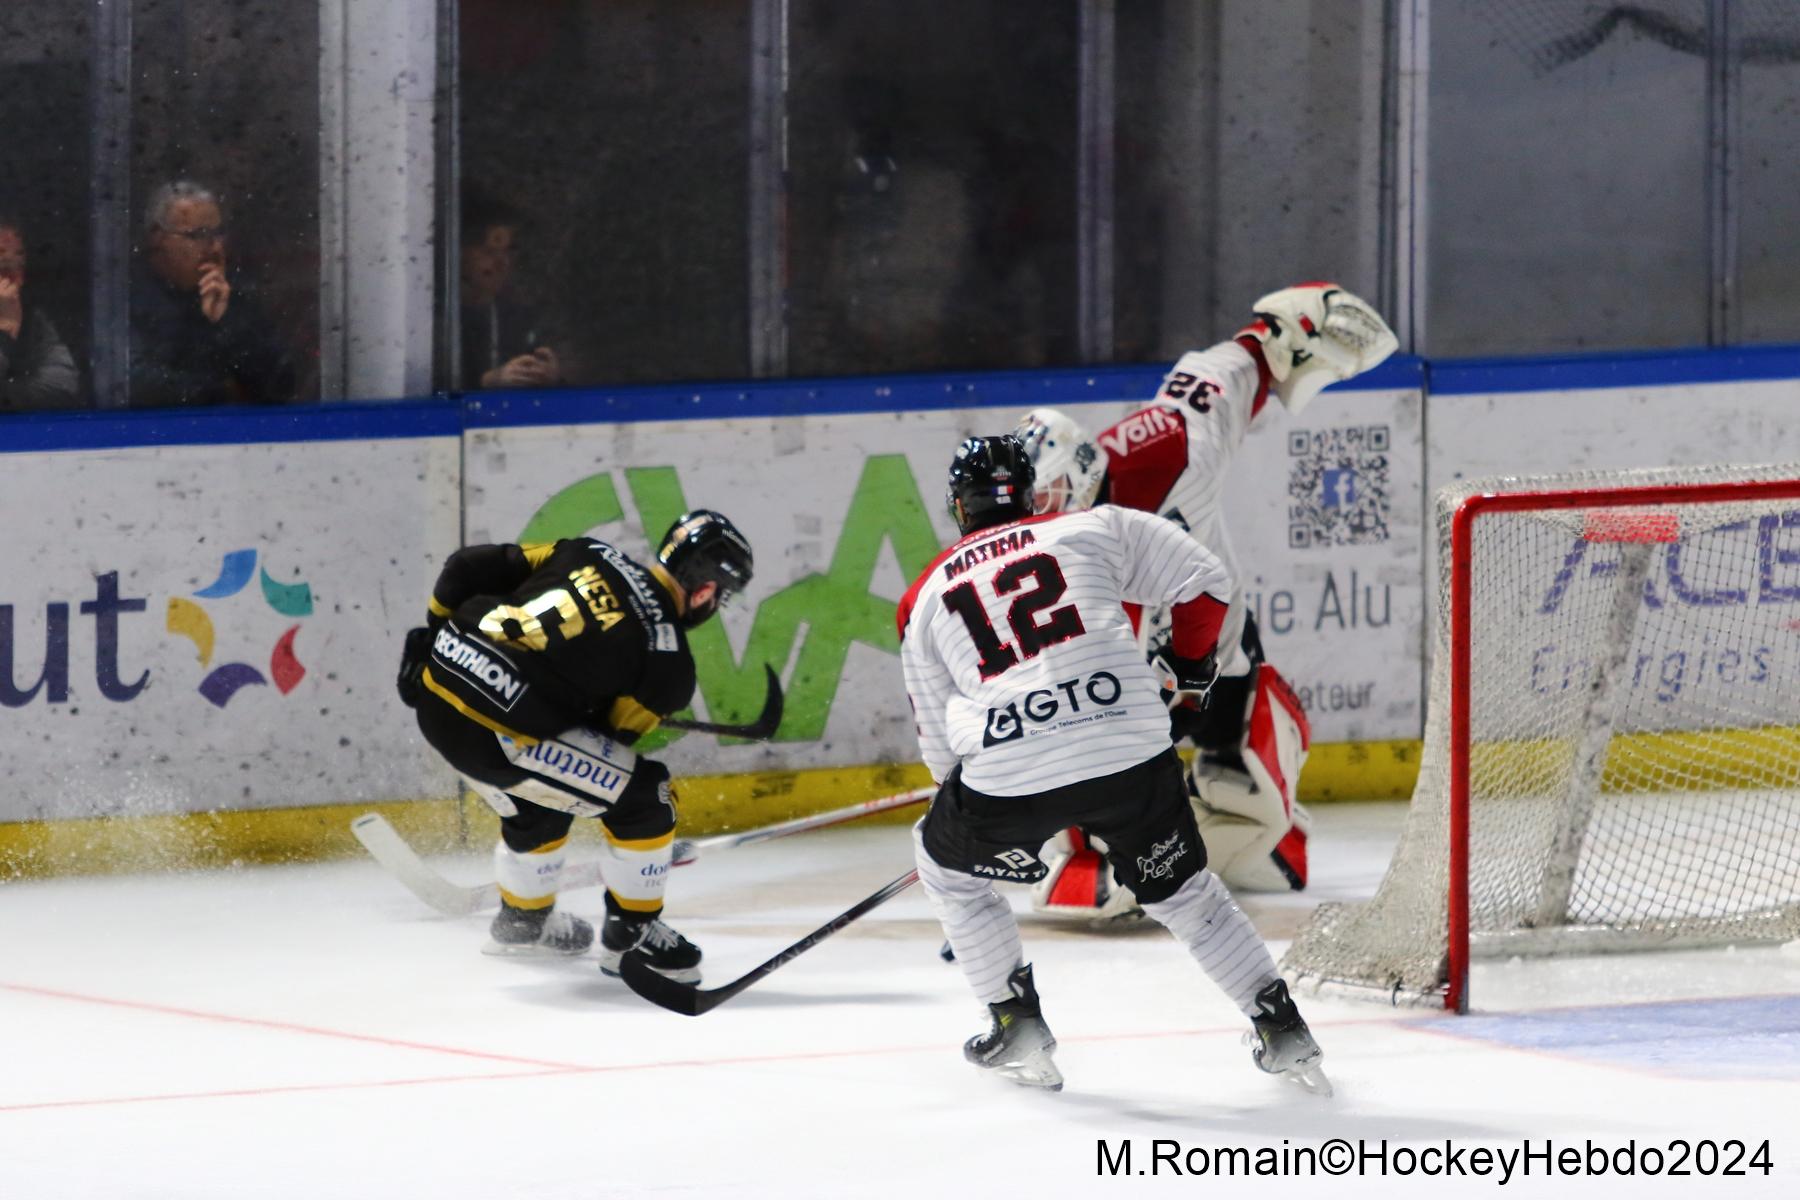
{"left": 1192, "top": 664, "right": 1313, "bottom": 892}
{"left": 1029, "top": 828, "right": 1144, "bottom": 923}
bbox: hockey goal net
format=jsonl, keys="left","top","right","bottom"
{"left": 1284, "top": 464, "right": 1800, "bottom": 1011}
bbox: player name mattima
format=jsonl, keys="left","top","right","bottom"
{"left": 942, "top": 526, "right": 1037, "bottom": 580}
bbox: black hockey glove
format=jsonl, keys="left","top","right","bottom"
{"left": 395, "top": 625, "right": 433, "bottom": 708}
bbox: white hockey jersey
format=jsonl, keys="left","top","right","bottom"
{"left": 1096, "top": 337, "right": 1270, "bottom": 674}
{"left": 897, "top": 505, "right": 1231, "bottom": 796}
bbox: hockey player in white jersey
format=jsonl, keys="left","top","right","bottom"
{"left": 1015, "top": 283, "right": 1397, "bottom": 912}
{"left": 899, "top": 434, "right": 1327, "bottom": 1094}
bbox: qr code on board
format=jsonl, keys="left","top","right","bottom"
{"left": 1287, "top": 425, "right": 1391, "bottom": 548}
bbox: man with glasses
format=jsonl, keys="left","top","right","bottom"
{"left": 129, "top": 179, "right": 297, "bottom": 408}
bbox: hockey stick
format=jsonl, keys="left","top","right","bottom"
{"left": 687, "top": 786, "right": 933, "bottom": 855}
{"left": 350, "top": 813, "right": 608, "bottom": 917}
{"left": 619, "top": 868, "right": 920, "bottom": 1016}
{"left": 658, "top": 665, "right": 784, "bottom": 739}
{"left": 351, "top": 786, "right": 932, "bottom": 917}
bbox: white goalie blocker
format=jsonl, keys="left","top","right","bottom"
{"left": 1032, "top": 662, "right": 1313, "bottom": 920}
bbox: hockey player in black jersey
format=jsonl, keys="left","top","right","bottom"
{"left": 396, "top": 510, "right": 754, "bottom": 983}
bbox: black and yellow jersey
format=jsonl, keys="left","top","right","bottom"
{"left": 418, "top": 538, "right": 695, "bottom": 745}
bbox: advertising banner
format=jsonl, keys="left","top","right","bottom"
{"left": 0, "top": 436, "right": 463, "bottom": 822}
{"left": 1428, "top": 378, "right": 1800, "bottom": 740}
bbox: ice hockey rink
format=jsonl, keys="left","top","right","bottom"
{"left": 5, "top": 802, "right": 1798, "bottom": 1199}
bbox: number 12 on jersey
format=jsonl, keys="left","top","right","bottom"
{"left": 940, "top": 552, "right": 1086, "bottom": 680}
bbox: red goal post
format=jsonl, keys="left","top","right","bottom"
{"left": 1286, "top": 466, "right": 1800, "bottom": 1013}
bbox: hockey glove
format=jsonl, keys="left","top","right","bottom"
{"left": 1151, "top": 647, "right": 1219, "bottom": 706}
{"left": 1238, "top": 283, "right": 1397, "bottom": 415}
{"left": 395, "top": 625, "right": 432, "bottom": 708}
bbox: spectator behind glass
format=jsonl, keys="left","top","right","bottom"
{"left": 0, "top": 215, "right": 81, "bottom": 411}
{"left": 129, "top": 180, "right": 297, "bottom": 408}
{"left": 461, "top": 185, "right": 561, "bottom": 390}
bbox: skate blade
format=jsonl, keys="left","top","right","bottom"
{"left": 991, "top": 1061, "right": 1065, "bottom": 1091}
{"left": 1288, "top": 1062, "right": 1334, "bottom": 1097}
{"left": 1245, "top": 1033, "right": 1333, "bottom": 1097}
{"left": 982, "top": 1047, "right": 1064, "bottom": 1092}
{"left": 482, "top": 938, "right": 590, "bottom": 958}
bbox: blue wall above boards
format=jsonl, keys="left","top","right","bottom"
{"left": 2, "top": 346, "right": 1795, "bottom": 452}
{"left": 0, "top": 398, "right": 461, "bottom": 454}
{"left": 1427, "top": 344, "right": 1800, "bottom": 397}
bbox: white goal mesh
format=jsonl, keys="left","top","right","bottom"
{"left": 1283, "top": 464, "right": 1800, "bottom": 1010}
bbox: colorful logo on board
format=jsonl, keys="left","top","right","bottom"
{"left": 165, "top": 549, "right": 312, "bottom": 707}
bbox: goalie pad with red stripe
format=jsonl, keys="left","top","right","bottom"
{"left": 1028, "top": 828, "right": 1144, "bottom": 923}
{"left": 1191, "top": 663, "right": 1311, "bottom": 891}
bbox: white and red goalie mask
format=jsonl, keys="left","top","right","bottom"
{"left": 1012, "top": 407, "right": 1107, "bottom": 514}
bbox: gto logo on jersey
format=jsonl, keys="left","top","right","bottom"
{"left": 1098, "top": 406, "right": 1183, "bottom": 459}
{"left": 433, "top": 625, "right": 525, "bottom": 709}
{"left": 1136, "top": 831, "right": 1189, "bottom": 881}
{"left": 972, "top": 846, "right": 1047, "bottom": 882}
{"left": 982, "top": 670, "right": 1125, "bottom": 746}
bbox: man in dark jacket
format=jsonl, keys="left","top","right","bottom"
{"left": 0, "top": 215, "right": 80, "bottom": 411}
{"left": 129, "top": 180, "right": 296, "bottom": 408}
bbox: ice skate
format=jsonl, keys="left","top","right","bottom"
{"left": 598, "top": 911, "right": 703, "bottom": 984}
{"left": 483, "top": 903, "right": 594, "bottom": 957}
{"left": 1247, "top": 979, "right": 1331, "bottom": 1096}
{"left": 963, "top": 964, "right": 1064, "bottom": 1092}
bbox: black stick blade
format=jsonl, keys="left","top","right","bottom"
{"left": 616, "top": 868, "right": 919, "bottom": 1017}
{"left": 618, "top": 952, "right": 715, "bottom": 1015}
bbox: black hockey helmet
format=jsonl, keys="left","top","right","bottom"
{"left": 657, "top": 509, "right": 754, "bottom": 627}
{"left": 946, "top": 435, "right": 1036, "bottom": 535}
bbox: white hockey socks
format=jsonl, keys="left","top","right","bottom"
{"left": 492, "top": 835, "right": 568, "bottom": 910}
{"left": 1141, "top": 868, "right": 1280, "bottom": 1018}
{"left": 915, "top": 823, "right": 1025, "bottom": 1005}
{"left": 601, "top": 830, "right": 673, "bottom": 916}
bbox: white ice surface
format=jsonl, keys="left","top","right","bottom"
{"left": 5, "top": 801, "right": 1799, "bottom": 1198}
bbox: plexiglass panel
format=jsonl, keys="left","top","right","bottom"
{"left": 128, "top": 0, "right": 318, "bottom": 407}
{"left": 1735, "top": 8, "right": 1800, "bottom": 344}
{"left": 1115, "top": 0, "right": 1389, "bottom": 362}
{"left": 0, "top": 4, "right": 90, "bottom": 411}
{"left": 785, "top": 2, "right": 1080, "bottom": 376}
{"left": 458, "top": 0, "right": 750, "bottom": 389}
{"left": 1427, "top": 0, "right": 1711, "bottom": 356}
